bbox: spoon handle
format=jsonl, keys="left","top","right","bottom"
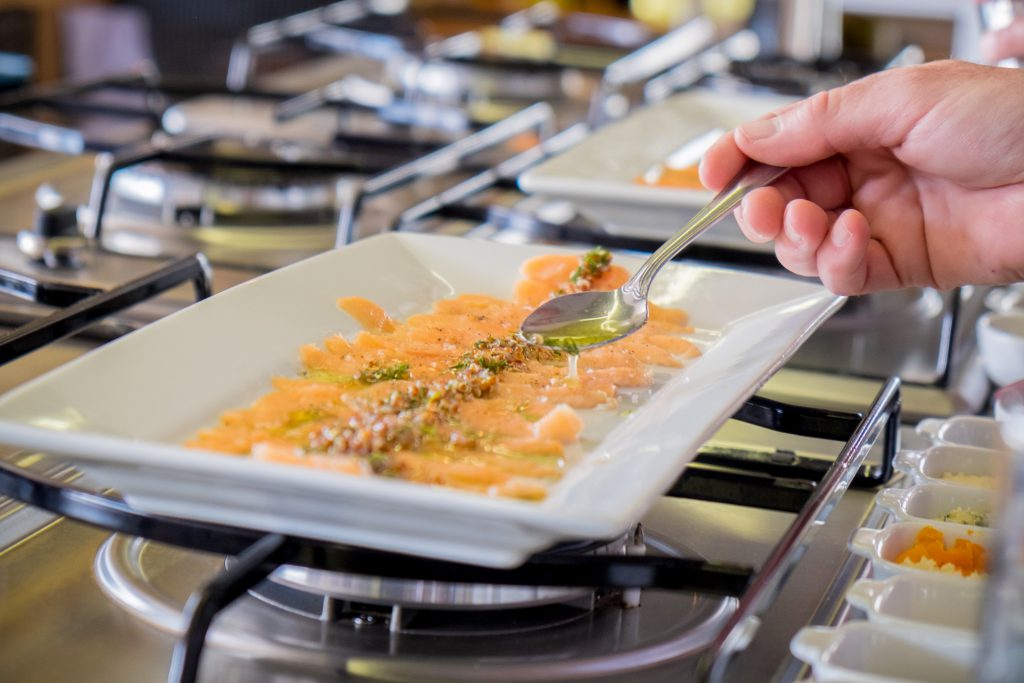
{"left": 622, "top": 161, "right": 788, "bottom": 301}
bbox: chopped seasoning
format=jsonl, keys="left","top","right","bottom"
{"left": 555, "top": 246, "right": 612, "bottom": 295}
{"left": 368, "top": 452, "right": 395, "bottom": 475}
{"left": 187, "top": 249, "right": 698, "bottom": 500}
{"left": 357, "top": 361, "right": 410, "bottom": 384}
{"left": 312, "top": 334, "right": 559, "bottom": 457}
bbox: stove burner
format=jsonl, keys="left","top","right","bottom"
{"left": 255, "top": 581, "right": 603, "bottom": 637}
{"left": 95, "top": 161, "right": 344, "bottom": 264}
{"left": 108, "top": 161, "right": 343, "bottom": 228}
{"left": 261, "top": 533, "right": 632, "bottom": 611}
{"left": 161, "top": 95, "right": 342, "bottom": 145}
{"left": 95, "top": 533, "right": 735, "bottom": 681}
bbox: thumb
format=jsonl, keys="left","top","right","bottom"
{"left": 732, "top": 69, "right": 922, "bottom": 167}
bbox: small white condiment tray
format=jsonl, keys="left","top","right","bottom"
{"left": 915, "top": 415, "right": 1005, "bottom": 452}
{"left": 874, "top": 484, "right": 994, "bottom": 529}
{"left": 894, "top": 445, "right": 1005, "bottom": 489}
{"left": 790, "top": 621, "right": 978, "bottom": 683}
{"left": 845, "top": 573, "right": 983, "bottom": 640}
{"left": 849, "top": 520, "right": 989, "bottom": 581}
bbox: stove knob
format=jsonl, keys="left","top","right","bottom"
{"left": 17, "top": 184, "right": 88, "bottom": 269}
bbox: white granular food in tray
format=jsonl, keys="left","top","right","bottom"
{"left": 940, "top": 472, "right": 996, "bottom": 488}
{"left": 899, "top": 556, "right": 984, "bottom": 579}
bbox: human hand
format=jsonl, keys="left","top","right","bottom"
{"left": 980, "top": 14, "right": 1024, "bottom": 63}
{"left": 698, "top": 60, "right": 1024, "bottom": 294}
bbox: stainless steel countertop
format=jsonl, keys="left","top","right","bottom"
{"left": 0, "top": 147, "right": 921, "bottom": 682}
{"left": 0, "top": 473, "right": 882, "bottom": 682}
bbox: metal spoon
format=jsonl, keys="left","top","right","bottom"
{"left": 520, "top": 161, "right": 788, "bottom": 352}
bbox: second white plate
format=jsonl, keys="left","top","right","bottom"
{"left": 519, "top": 88, "right": 796, "bottom": 240}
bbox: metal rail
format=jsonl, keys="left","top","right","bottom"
{"left": 699, "top": 377, "right": 902, "bottom": 683}
{"left": 335, "top": 101, "right": 555, "bottom": 246}
{"left": 0, "top": 252, "right": 211, "bottom": 364}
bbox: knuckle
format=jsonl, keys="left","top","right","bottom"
{"left": 802, "top": 90, "right": 837, "bottom": 122}
{"left": 775, "top": 245, "right": 817, "bottom": 278}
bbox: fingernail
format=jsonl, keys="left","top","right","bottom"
{"left": 831, "top": 219, "right": 850, "bottom": 247}
{"left": 738, "top": 117, "right": 778, "bottom": 142}
{"left": 784, "top": 214, "right": 803, "bottom": 244}
{"left": 734, "top": 200, "right": 745, "bottom": 226}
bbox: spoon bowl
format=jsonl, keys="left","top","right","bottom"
{"left": 521, "top": 288, "right": 648, "bottom": 352}
{"left": 521, "top": 160, "right": 788, "bottom": 351}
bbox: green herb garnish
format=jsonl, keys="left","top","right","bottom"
{"left": 368, "top": 452, "right": 394, "bottom": 475}
{"left": 357, "top": 361, "right": 410, "bottom": 384}
{"left": 570, "top": 246, "right": 611, "bottom": 287}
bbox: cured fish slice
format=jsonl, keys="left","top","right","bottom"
{"left": 649, "top": 302, "right": 689, "bottom": 326}
{"left": 299, "top": 343, "right": 372, "bottom": 376}
{"left": 491, "top": 437, "right": 565, "bottom": 458}
{"left": 513, "top": 278, "right": 554, "bottom": 308}
{"left": 458, "top": 400, "right": 534, "bottom": 438}
{"left": 351, "top": 331, "right": 390, "bottom": 352}
{"left": 432, "top": 294, "right": 510, "bottom": 315}
{"left": 615, "top": 341, "right": 683, "bottom": 368}
{"left": 532, "top": 404, "right": 583, "bottom": 443}
{"left": 581, "top": 365, "right": 653, "bottom": 388}
{"left": 647, "top": 334, "right": 700, "bottom": 358}
{"left": 324, "top": 334, "right": 353, "bottom": 356}
{"left": 337, "top": 296, "right": 396, "bottom": 333}
{"left": 489, "top": 477, "right": 549, "bottom": 500}
{"left": 392, "top": 450, "right": 561, "bottom": 489}
{"left": 590, "top": 265, "right": 630, "bottom": 290}
{"left": 520, "top": 253, "right": 579, "bottom": 285}
{"left": 495, "top": 382, "right": 616, "bottom": 410}
{"left": 253, "top": 441, "right": 368, "bottom": 475}
{"left": 520, "top": 254, "right": 629, "bottom": 291}
{"left": 187, "top": 425, "right": 252, "bottom": 454}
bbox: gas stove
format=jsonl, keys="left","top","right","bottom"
{"left": 0, "top": 4, "right": 986, "bottom": 683}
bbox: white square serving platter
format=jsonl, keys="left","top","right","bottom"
{"left": 518, "top": 88, "right": 796, "bottom": 241}
{"left": 0, "top": 233, "right": 843, "bottom": 567}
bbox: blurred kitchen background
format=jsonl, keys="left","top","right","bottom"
{"left": 0, "top": 0, "right": 985, "bottom": 91}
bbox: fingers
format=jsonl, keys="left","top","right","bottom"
{"left": 699, "top": 130, "right": 747, "bottom": 192}
{"left": 733, "top": 159, "right": 851, "bottom": 243}
{"left": 724, "top": 65, "right": 939, "bottom": 172}
{"left": 735, "top": 187, "right": 786, "bottom": 243}
{"left": 814, "top": 210, "right": 872, "bottom": 294}
{"left": 739, "top": 198, "right": 902, "bottom": 295}
{"left": 773, "top": 200, "right": 833, "bottom": 277}
{"left": 700, "top": 66, "right": 918, "bottom": 190}
{"left": 981, "top": 18, "right": 1024, "bottom": 63}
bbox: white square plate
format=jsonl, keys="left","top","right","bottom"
{"left": 0, "top": 233, "right": 842, "bottom": 567}
{"left": 518, "top": 88, "right": 796, "bottom": 241}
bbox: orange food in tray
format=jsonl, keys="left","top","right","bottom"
{"left": 634, "top": 163, "right": 705, "bottom": 190}
{"left": 188, "top": 248, "right": 699, "bottom": 500}
{"left": 896, "top": 525, "right": 988, "bottom": 577}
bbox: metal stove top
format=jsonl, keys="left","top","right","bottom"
{"left": 0, "top": 453, "right": 885, "bottom": 683}
{"left": 0, "top": 4, "right": 987, "bottom": 683}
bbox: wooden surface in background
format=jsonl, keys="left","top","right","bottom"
{"left": 0, "top": 0, "right": 105, "bottom": 82}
